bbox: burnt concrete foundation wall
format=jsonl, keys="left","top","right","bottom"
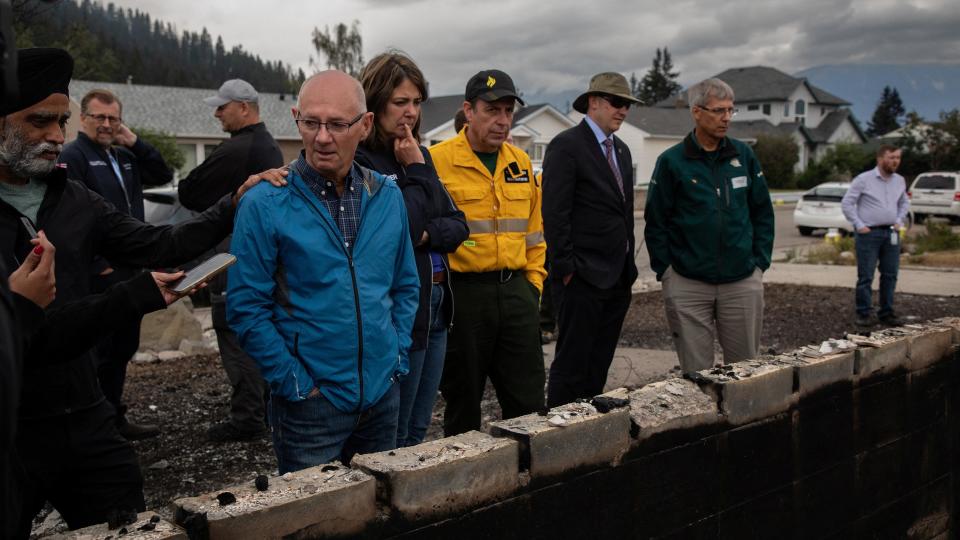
{"left": 57, "top": 321, "right": 960, "bottom": 540}
{"left": 399, "top": 349, "right": 958, "bottom": 539}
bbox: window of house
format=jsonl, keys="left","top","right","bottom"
{"left": 176, "top": 143, "right": 198, "bottom": 179}
{"left": 763, "top": 104, "right": 771, "bottom": 116}
{"left": 784, "top": 104, "right": 790, "bottom": 116}
{"left": 532, "top": 143, "right": 546, "bottom": 162}
{"left": 795, "top": 99, "right": 806, "bottom": 116}
{"left": 747, "top": 104, "right": 759, "bottom": 111}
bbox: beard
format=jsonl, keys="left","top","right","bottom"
{"left": 0, "top": 123, "right": 62, "bottom": 180}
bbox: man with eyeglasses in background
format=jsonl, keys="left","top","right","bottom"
{"left": 541, "top": 72, "right": 640, "bottom": 407}
{"left": 643, "top": 78, "right": 774, "bottom": 375}
{"left": 59, "top": 88, "right": 173, "bottom": 440}
{"left": 227, "top": 70, "right": 418, "bottom": 472}
{"left": 178, "top": 78, "right": 283, "bottom": 443}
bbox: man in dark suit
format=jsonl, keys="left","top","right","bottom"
{"left": 542, "top": 72, "right": 640, "bottom": 407}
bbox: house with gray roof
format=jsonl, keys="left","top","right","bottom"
{"left": 647, "top": 66, "right": 866, "bottom": 172}
{"left": 65, "top": 80, "right": 304, "bottom": 178}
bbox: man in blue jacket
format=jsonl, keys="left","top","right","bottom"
{"left": 228, "top": 70, "right": 419, "bottom": 473}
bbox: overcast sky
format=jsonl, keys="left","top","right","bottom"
{"left": 108, "top": 0, "right": 960, "bottom": 98}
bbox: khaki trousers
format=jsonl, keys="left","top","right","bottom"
{"left": 662, "top": 267, "right": 764, "bottom": 374}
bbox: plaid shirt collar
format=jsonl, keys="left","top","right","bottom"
{"left": 294, "top": 152, "right": 363, "bottom": 254}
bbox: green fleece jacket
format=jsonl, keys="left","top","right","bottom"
{"left": 644, "top": 132, "right": 775, "bottom": 284}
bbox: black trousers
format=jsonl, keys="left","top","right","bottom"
{"left": 441, "top": 273, "right": 546, "bottom": 436}
{"left": 546, "top": 270, "right": 632, "bottom": 408}
{"left": 93, "top": 267, "right": 143, "bottom": 423}
{"left": 15, "top": 400, "right": 144, "bottom": 537}
{"left": 211, "top": 297, "right": 269, "bottom": 431}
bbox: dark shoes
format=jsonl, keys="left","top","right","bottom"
{"left": 855, "top": 314, "right": 877, "bottom": 328}
{"left": 207, "top": 422, "right": 265, "bottom": 442}
{"left": 118, "top": 420, "right": 160, "bottom": 441}
{"left": 879, "top": 314, "right": 905, "bottom": 327}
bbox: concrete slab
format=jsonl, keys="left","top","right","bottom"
{"left": 693, "top": 358, "right": 795, "bottom": 425}
{"left": 351, "top": 431, "right": 519, "bottom": 522}
{"left": 489, "top": 400, "right": 630, "bottom": 479}
{"left": 173, "top": 464, "right": 375, "bottom": 540}
{"left": 542, "top": 342, "right": 679, "bottom": 391}
{"left": 627, "top": 379, "right": 720, "bottom": 442}
{"left": 48, "top": 511, "right": 186, "bottom": 540}
{"left": 932, "top": 317, "right": 960, "bottom": 344}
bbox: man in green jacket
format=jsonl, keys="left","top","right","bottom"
{"left": 644, "top": 78, "right": 774, "bottom": 374}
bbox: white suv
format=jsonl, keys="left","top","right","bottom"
{"left": 909, "top": 172, "right": 960, "bottom": 223}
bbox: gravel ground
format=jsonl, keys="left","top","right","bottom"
{"left": 57, "top": 284, "right": 959, "bottom": 524}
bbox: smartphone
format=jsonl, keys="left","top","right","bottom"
{"left": 20, "top": 217, "right": 38, "bottom": 239}
{"left": 169, "top": 253, "right": 237, "bottom": 295}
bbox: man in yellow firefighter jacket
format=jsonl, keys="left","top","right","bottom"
{"left": 429, "top": 69, "right": 547, "bottom": 435}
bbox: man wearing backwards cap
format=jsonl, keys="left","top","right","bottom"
{"left": 428, "top": 70, "right": 547, "bottom": 436}
{"left": 178, "top": 78, "right": 283, "bottom": 443}
{"left": 0, "top": 48, "right": 269, "bottom": 535}
{"left": 541, "top": 72, "right": 640, "bottom": 407}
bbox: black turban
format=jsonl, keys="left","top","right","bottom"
{"left": 0, "top": 47, "right": 73, "bottom": 117}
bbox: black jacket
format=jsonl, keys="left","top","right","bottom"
{"left": 58, "top": 131, "right": 172, "bottom": 222}
{"left": 1, "top": 268, "right": 165, "bottom": 538}
{"left": 542, "top": 120, "right": 638, "bottom": 289}
{"left": 354, "top": 145, "right": 469, "bottom": 350}
{"left": 0, "top": 167, "right": 236, "bottom": 418}
{"left": 178, "top": 122, "right": 284, "bottom": 212}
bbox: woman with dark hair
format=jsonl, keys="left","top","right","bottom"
{"left": 356, "top": 51, "right": 468, "bottom": 447}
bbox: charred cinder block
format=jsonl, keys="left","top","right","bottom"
{"left": 351, "top": 431, "right": 519, "bottom": 522}
{"left": 490, "top": 397, "right": 630, "bottom": 480}
{"left": 906, "top": 325, "right": 955, "bottom": 371}
{"left": 853, "top": 332, "right": 909, "bottom": 379}
{"left": 626, "top": 379, "right": 720, "bottom": 444}
{"left": 173, "top": 464, "right": 375, "bottom": 540}
{"left": 48, "top": 511, "right": 187, "bottom": 540}
{"left": 693, "top": 358, "right": 795, "bottom": 425}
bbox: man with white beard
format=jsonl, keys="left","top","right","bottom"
{"left": 0, "top": 48, "right": 257, "bottom": 536}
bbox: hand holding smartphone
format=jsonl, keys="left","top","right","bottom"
{"left": 169, "top": 253, "right": 237, "bottom": 295}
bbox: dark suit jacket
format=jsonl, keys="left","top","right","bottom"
{"left": 542, "top": 119, "right": 638, "bottom": 290}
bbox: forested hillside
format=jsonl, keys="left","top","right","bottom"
{"left": 13, "top": 0, "right": 304, "bottom": 92}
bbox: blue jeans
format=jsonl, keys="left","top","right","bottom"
{"left": 268, "top": 382, "right": 399, "bottom": 473}
{"left": 855, "top": 228, "right": 899, "bottom": 318}
{"left": 397, "top": 283, "right": 448, "bottom": 447}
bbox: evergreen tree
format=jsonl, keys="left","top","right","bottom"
{"left": 637, "top": 47, "right": 682, "bottom": 105}
{"left": 867, "top": 86, "right": 905, "bottom": 137}
{"left": 310, "top": 20, "right": 364, "bottom": 77}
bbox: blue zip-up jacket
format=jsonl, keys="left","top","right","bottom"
{"left": 227, "top": 160, "right": 419, "bottom": 412}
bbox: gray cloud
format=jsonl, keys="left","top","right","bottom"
{"left": 109, "top": 0, "right": 960, "bottom": 100}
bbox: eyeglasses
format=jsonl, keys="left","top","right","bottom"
{"left": 295, "top": 113, "right": 364, "bottom": 135}
{"left": 697, "top": 105, "right": 739, "bottom": 117}
{"left": 85, "top": 113, "right": 122, "bottom": 125}
{"left": 601, "top": 95, "right": 633, "bottom": 110}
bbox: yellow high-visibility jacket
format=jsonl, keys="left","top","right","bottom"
{"left": 428, "top": 129, "right": 547, "bottom": 292}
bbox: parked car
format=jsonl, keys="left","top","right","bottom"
{"left": 793, "top": 182, "right": 854, "bottom": 236}
{"left": 143, "top": 185, "right": 198, "bottom": 226}
{"left": 908, "top": 171, "right": 960, "bottom": 223}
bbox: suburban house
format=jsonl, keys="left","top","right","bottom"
{"left": 65, "top": 80, "right": 304, "bottom": 178}
{"left": 418, "top": 95, "right": 576, "bottom": 171}
{"left": 644, "top": 66, "right": 866, "bottom": 174}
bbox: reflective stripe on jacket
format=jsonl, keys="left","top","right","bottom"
{"left": 428, "top": 129, "right": 547, "bottom": 291}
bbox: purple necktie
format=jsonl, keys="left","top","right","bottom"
{"left": 604, "top": 138, "right": 624, "bottom": 197}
